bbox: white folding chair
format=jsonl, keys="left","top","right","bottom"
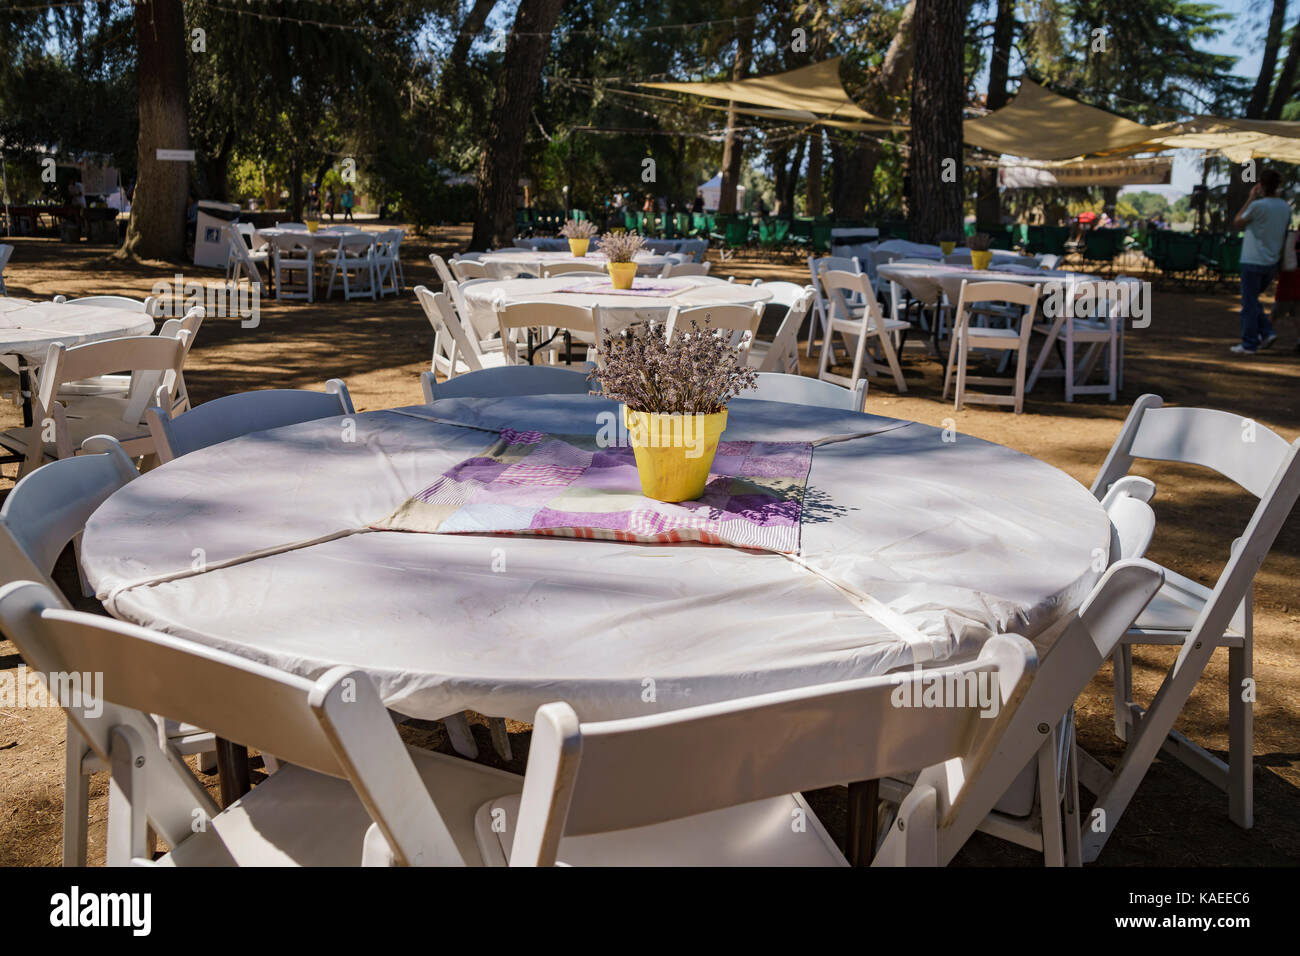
{"left": 420, "top": 366, "right": 591, "bottom": 403}
{"left": 1037, "top": 277, "right": 1132, "bottom": 403}
{"left": 428, "top": 253, "right": 456, "bottom": 289}
{"left": 224, "top": 223, "right": 269, "bottom": 289}
{"left": 51, "top": 295, "right": 161, "bottom": 316}
{"left": 817, "top": 269, "right": 909, "bottom": 393}
{"left": 414, "top": 286, "right": 509, "bottom": 380}
{"left": 493, "top": 298, "right": 597, "bottom": 366}
{"left": 146, "top": 379, "right": 354, "bottom": 464}
{"left": 0, "top": 436, "right": 219, "bottom": 865}
{"left": 449, "top": 258, "right": 491, "bottom": 281}
{"left": 0, "top": 332, "right": 189, "bottom": 476}
{"left": 748, "top": 284, "right": 814, "bottom": 374}
{"left": 663, "top": 302, "right": 762, "bottom": 362}
{"left": 741, "top": 372, "right": 866, "bottom": 412}
{"left": 324, "top": 233, "right": 378, "bottom": 301}
{"left": 540, "top": 261, "right": 606, "bottom": 278}
{"left": 660, "top": 261, "right": 711, "bottom": 278}
{"left": 944, "top": 280, "right": 1041, "bottom": 414}
{"left": 270, "top": 233, "right": 315, "bottom": 302}
{"left": 805, "top": 255, "right": 863, "bottom": 358}
{"left": 374, "top": 228, "right": 404, "bottom": 294}
{"left": 1082, "top": 395, "right": 1300, "bottom": 858}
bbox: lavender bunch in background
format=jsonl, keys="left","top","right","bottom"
{"left": 596, "top": 230, "right": 646, "bottom": 263}
{"left": 560, "top": 218, "right": 599, "bottom": 239}
{"left": 592, "top": 318, "right": 757, "bottom": 414}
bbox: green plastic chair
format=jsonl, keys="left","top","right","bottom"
{"left": 1026, "top": 225, "right": 1069, "bottom": 256}
{"left": 1082, "top": 228, "right": 1123, "bottom": 268}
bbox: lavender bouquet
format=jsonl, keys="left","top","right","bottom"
{"left": 560, "top": 218, "right": 599, "bottom": 239}
{"left": 592, "top": 318, "right": 757, "bottom": 414}
{"left": 597, "top": 230, "right": 646, "bottom": 263}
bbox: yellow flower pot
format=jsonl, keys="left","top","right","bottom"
{"left": 940, "top": 241, "right": 956, "bottom": 255}
{"left": 568, "top": 238, "right": 590, "bottom": 257}
{"left": 624, "top": 406, "right": 727, "bottom": 502}
{"left": 970, "top": 250, "right": 993, "bottom": 270}
{"left": 607, "top": 261, "right": 638, "bottom": 290}
{"left": 306, "top": 219, "right": 320, "bottom": 233}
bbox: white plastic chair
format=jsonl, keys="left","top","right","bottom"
{"left": 146, "top": 379, "right": 354, "bottom": 464}
{"left": 270, "top": 233, "right": 315, "bottom": 302}
{"left": 449, "top": 258, "right": 491, "bottom": 281}
{"left": 805, "top": 255, "right": 864, "bottom": 358}
{"left": 420, "top": 366, "right": 591, "bottom": 402}
{"left": 324, "top": 233, "right": 378, "bottom": 301}
{"left": 943, "top": 280, "right": 1041, "bottom": 414}
{"left": 374, "top": 228, "right": 405, "bottom": 294}
{"left": 0, "top": 332, "right": 189, "bottom": 476}
{"left": 540, "top": 261, "right": 605, "bottom": 278}
{"left": 0, "top": 436, "right": 217, "bottom": 865}
{"left": 1082, "top": 395, "right": 1300, "bottom": 858}
{"left": 663, "top": 302, "right": 762, "bottom": 362}
{"left": 224, "top": 223, "right": 269, "bottom": 289}
{"left": 414, "top": 286, "right": 509, "bottom": 379}
{"left": 742, "top": 372, "right": 866, "bottom": 411}
{"left": 660, "top": 261, "right": 711, "bottom": 278}
{"left": 748, "top": 284, "right": 814, "bottom": 374}
{"left": 817, "top": 270, "right": 909, "bottom": 393}
{"left": 428, "top": 253, "right": 456, "bottom": 289}
{"left": 493, "top": 298, "right": 596, "bottom": 366}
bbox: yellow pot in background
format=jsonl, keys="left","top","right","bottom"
{"left": 607, "top": 261, "right": 638, "bottom": 290}
{"left": 568, "top": 238, "right": 590, "bottom": 257}
{"left": 940, "top": 241, "right": 956, "bottom": 255}
{"left": 624, "top": 406, "right": 727, "bottom": 502}
{"left": 306, "top": 219, "right": 320, "bottom": 233}
{"left": 970, "top": 250, "right": 993, "bottom": 270}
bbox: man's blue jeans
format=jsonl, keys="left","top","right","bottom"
{"left": 1240, "top": 263, "right": 1277, "bottom": 350}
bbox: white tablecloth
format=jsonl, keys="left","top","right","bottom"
{"left": 460, "top": 276, "right": 772, "bottom": 339}
{"left": 877, "top": 262, "right": 1097, "bottom": 305}
{"left": 81, "top": 395, "right": 1109, "bottom": 723}
{"left": 477, "top": 250, "right": 670, "bottom": 280}
{"left": 0, "top": 298, "right": 156, "bottom": 361}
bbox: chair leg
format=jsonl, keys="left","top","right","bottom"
{"left": 1228, "top": 637, "right": 1254, "bottom": 829}
{"left": 63, "top": 719, "right": 90, "bottom": 867}
{"left": 489, "top": 717, "right": 513, "bottom": 761}
{"left": 875, "top": 324, "right": 907, "bottom": 393}
{"left": 443, "top": 712, "right": 479, "bottom": 759}
{"left": 1063, "top": 737, "right": 1083, "bottom": 867}
{"left": 1036, "top": 731, "right": 1065, "bottom": 866}
{"left": 1112, "top": 644, "right": 1134, "bottom": 741}
{"left": 1013, "top": 345, "right": 1029, "bottom": 414}
{"left": 942, "top": 328, "right": 960, "bottom": 399}
{"left": 1064, "top": 324, "right": 1075, "bottom": 402}
{"left": 954, "top": 342, "right": 967, "bottom": 411}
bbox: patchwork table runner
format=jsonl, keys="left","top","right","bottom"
{"left": 553, "top": 279, "right": 696, "bottom": 297}
{"left": 374, "top": 427, "right": 814, "bottom": 552}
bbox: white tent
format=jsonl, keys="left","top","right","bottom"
{"left": 698, "top": 173, "right": 746, "bottom": 213}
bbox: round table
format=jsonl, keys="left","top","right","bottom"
{"left": 476, "top": 249, "right": 671, "bottom": 280}
{"left": 82, "top": 394, "right": 1109, "bottom": 725}
{"left": 459, "top": 275, "right": 773, "bottom": 340}
{"left": 876, "top": 262, "right": 1096, "bottom": 306}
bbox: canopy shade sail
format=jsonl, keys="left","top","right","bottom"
{"left": 640, "top": 57, "right": 896, "bottom": 129}
{"left": 1145, "top": 117, "right": 1300, "bottom": 164}
{"left": 963, "top": 79, "right": 1157, "bottom": 160}
{"left": 695, "top": 100, "right": 906, "bottom": 133}
{"left": 992, "top": 156, "right": 1173, "bottom": 188}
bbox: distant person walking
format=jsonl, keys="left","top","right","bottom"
{"left": 1231, "top": 169, "right": 1291, "bottom": 355}
{"left": 325, "top": 186, "right": 335, "bottom": 221}
{"left": 340, "top": 185, "right": 355, "bottom": 222}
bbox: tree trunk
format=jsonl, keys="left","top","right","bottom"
{"left": 440, "top": 0, "right": 499, "bottom": 96}
{"left": 470, "top": 0, "right": 566, "bottom": 250}
{"left": 908, "top": 0, "right": 967, "bottom": 244}
{"left": 118, "top": 0, "right": 189, "bottom": 262}
{"left": 805, "top": 130, "right": 824, "bottom": 216}
{"left": 1266, "top": 14, "right": 1300, "bottom": 119}
{"left": 975, "top": 0, "right": 1014, "bottom": 225}
{"left": 784, "top": 136, "right": 807, "bottom": 214}
{"left": 829, "top": 139, "right": 879, "bottom": 220}
{"left": 718, "top": 18, "right": 754, "bottom": 215}
{"left": 1226, "top": 0, "right": 1289, "bottom": 218}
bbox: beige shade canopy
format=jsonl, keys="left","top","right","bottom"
{"left": 963, "top": 79, "right": 1156, "bottom": 160}
{"left": 1144, "top": 117, "right": 1300, "bottom": 164}
{"left": 641, "top": 57, "right": 896, "bottom": 129}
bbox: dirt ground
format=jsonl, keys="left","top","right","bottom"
{"left": 0, "top": 226, "right": 1297, "bottom": 866}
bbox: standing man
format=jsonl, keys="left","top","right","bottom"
{"left": 340, "top": 184, "right": 355, "bottom": 222}
{"left": 1231, "top": 169, "right": 1291, "bottom": 355}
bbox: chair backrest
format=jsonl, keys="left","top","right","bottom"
{"left": 819, "top": 269, "right": 885, "bottom": 325}
{"left": 428, "top": 254, "right": 456, "bottom": 288}
{"left": 508, "top": 633, "right": 1037, "bottom": 866}
{"left": 37, "top": 333, "right": 189, "bottom": 447}
{"left": 413, "top": 285, "right": 487, "bottom": 376}
{"left": 275, "top": 222, "right": 309, "bottom": 231}
{"left": 663, "top": 303, "right": 762, "bottom": 356}
{"left": 53, "top": 294, "right": 160, "bottom": 317}
{"left": 0, "top": 437, "right": 138, "bottom": 595}
{"left": 814, "top": 255, "right": 862, "bottom": 276}
{"left": 952, "top": 280, "right": 1041, "bottom": 340}
{"left": 127, "top": 307, "right": 204, "bottom": 415}
{"left": 224, "top": 224, "right": 264, "bottom": 285}
{"left": 753, "top": 286, "right": 815, "bottom": 374}
{"left": 146, "top": 379, "right": 354, "bottom": 463}
{"left": 420, "top": 365, "right": 592, "bottom": 402}
{"left": 0, "top": 580, "right": 462, "bottom": 866}
{"left": 1038, "top": 253, "right": 1060, "bottom": 270}
{"left": 493, "top": 298, "right": 596, "bottom": 364}
{"left": 661, "top": 261, "right": 711, "bottom": 277}
{"left": 1091, "top": 394, "right": 1300, "bottom": 651}
{"left": 332, "top": 233, "right": 376, "bottom": 257}
{"left": 450, "top": 259, "right": 490, "bottom": 280}
{"left": 743, "top": 371, "right": 866, "bottom": 411}
{"left": 541, "top": 261, "right": 606, "bottom": 278}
